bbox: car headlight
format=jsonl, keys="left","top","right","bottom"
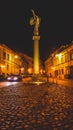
{"left": 14, "top": 77, "right": 18, "bottom": 80}
{"left": 7, "top": 77, "right": 11, "bottom": 80}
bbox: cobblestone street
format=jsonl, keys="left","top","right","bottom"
{"left": 0, "top": 83, "right": 73, "bottom": 130}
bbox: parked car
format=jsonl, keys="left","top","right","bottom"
{"left": 6, "top": 74, "right": 22, "bottom": 82}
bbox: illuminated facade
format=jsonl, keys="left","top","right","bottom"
{"left": 0, "top": 43, "right": 43, "bottom": 78}
{"left": 45, "top": 42, "right": 73, "bottom": 80}
{"left": 0, "top": 44, "right": 33, "bottom": 77}
{"left": 0, "top": 44, "right": 22, "bottom": 76}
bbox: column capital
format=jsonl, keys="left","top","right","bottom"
{"left": 32, "top": 36, "right": 40, "bottom": 40}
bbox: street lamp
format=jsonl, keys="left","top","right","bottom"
{"left": 10, "top": 54, "right": 20, "bottom": 74}
{"left": 56, "top": 53, "right": 62, "bottom": 77}
{"left": 14, "top": 55, "right": 21, "bottom": 74}
{"left": 21, "top": 67, "right": 24, "bottom": 74}
{"left": 14, "top": 55, "right": 18, "bottom": 59}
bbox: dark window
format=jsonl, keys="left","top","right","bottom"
{"left": 55, "top": 70, "right": 58, "bottom": 76}
{"left": 3, "top": 52, "right": 6, "bottom": 59}
{"left": 7, "top": 64, "right": 9, "bottom": 70}
{"left": 65, "top": 55, "right": 68, "bottom": 62}
{"left": 62, "top": 69, "right": 64, "bottom": 74}
{"left": 7, "top": 54, "right": 9, "bottom": 60}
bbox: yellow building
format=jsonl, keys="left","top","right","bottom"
{"left": 0, "top": 44, "right": 26, "bottom": 77}
{"left": 0, "top": 43, "right": 45, "bottom": 78}
{"left": 45, "top": 42, "right": 73, "bottom": 81}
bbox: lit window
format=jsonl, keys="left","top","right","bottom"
{"left": 71, "top": 53, "right": 73, "bottom": 60}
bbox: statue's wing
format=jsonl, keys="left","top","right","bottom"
{"left": 30, "top": 17, "right": 34, "bottom": 25}
{"left": 31, "top": 9, "right": 36, "bottom": 19}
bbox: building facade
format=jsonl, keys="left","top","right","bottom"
{"left": 45, "top": 42, "right": 73, "bottom": 81}
{"left": 0, "top": 44, "right": 33, "bottom": 77}
{"left": 0, "top": 44, "right": 23, "bottom": 76}
{"left": 0, "top": 43, "right": 45, "bottom": 78}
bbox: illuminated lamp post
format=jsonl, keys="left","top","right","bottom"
{"left": 55, "top": 53, "right": 62, "bottom": 84}
{"left": 14, "top": 55, "right": 18, "bottom": 59}
{"left": 56, "top": 53, "right": 62, "bottom": 76}
{"left": 14, "top": 56, "right": 25, "bottom": 75}
{"left": 14, "top": 55, "right": 21, "bottom": 74}
{"left": 14, "top": 55, "right": 18, "bottom": 74}
{"left": 28, "top": 68, "right": 32, "bottom": 74}
{"left": 21, "top": 67, "right": 24, "bottom": 74}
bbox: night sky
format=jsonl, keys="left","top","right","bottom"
{"left": 0, "top": 1, "right": 73, "bottom": 61}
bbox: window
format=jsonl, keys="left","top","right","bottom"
{"left": 3, "top": 51, "right": 6, "bottom": 59}
{"left": 7, "top": 64, "right": 9, "bottom": 70}
{"left": 71, "top": 52, "right": 73, "bottom": 60}
{"left": 61, "top": 55, "right": 65, "bottom": 63}
{"left": 65, "top": 54, "right": 68, "bottom": 62}
{"left": 55, "top": 70, "right": 58, "bottom": 76}
{"left": 62, "top": 69, "right": 64, "bottom": 74}
{"left": 7, "top": 54, "right": 9, "bottom": 60}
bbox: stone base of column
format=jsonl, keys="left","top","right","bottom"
{"left": 29, "top": 74, "right": 47, "bottom": 84}
{"left": 32, "top": 74, "right": 41, "bottom": 81}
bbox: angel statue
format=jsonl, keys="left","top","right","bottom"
{"left": 30, "top": 9, "right": 41, "bottom": 36}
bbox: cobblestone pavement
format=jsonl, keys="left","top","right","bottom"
{"left": 0, "top": 83, "right": 73, "bottom": 130}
